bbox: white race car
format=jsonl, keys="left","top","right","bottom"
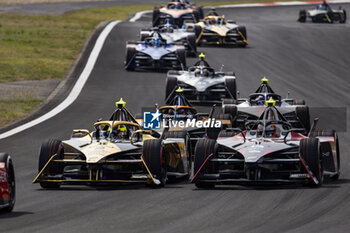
{"left": 298, "top": 1, "right": 346, "bottom": 23}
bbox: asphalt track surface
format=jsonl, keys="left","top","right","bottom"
{"left": 1, "top": 4, "right": 350, "bottom": 233}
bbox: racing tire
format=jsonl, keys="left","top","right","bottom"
{"left": 218, "top": 130, "right": 238, "bottom": 138}
{"left": 197, "top": 6, "right": 204, "bottom": 19}
{"left": 340, "top": 9, "right": 346, "bottom": 23}
{"left": 223, "top": 105, "right": 237, "bottom": 127}
{"left": 38, "top": 139, "right": 64, "bottom": 189}
{"left": 140, "top": 32, "right": 150, "bottom": 41}
{"left": 311, "top": 130, "right": 340, "bottom": 180}
{"left": 237, "top": 25, "right": 247, "bottom": 47}
{"left": 165, "top": 77, "right": 177, "bottom": 102}
{"left": 222, "top": 99, "right": 237, "bottom": 105}
{"left": 327, "top": 11, "right": 334, "bottom": 23}
{"left": 0, "top": 153, "right": 15, "bottom": 212}
{"left": 194, "top": 139, "right": 217, "bottom": 188}
{"left": 194, "top": 25, "right": 202, "bottom": 39}
{"left": 152, "top": 7, "right": 160, "bottom": 27}
{"left": 125, "top": 47, "right": 136, "bottom": 71}
{"left": 134, "top": 113, "right": 142, "bottom": 119}
{"left": 143, "top": 139, "right": 167, "bottom": 187}
{"left": 186, "top": 34, "right": 197, "bottom": 56}
{"left": 176, "top": 49, "right": 186, "bottom": 69}
{"left": 299, "top": 138, "right": 323, "bottom": 187}
{"left": 225, "top": 78, "right": 237, "bottom": 100}
{"left": 206, "top": 112, "right": 226, "bottom": 139}
{"left": 292, "top": 99, "right": 306, "bottom": 105}
{"left": 298, "top": 10, "right": 307, "bottom": 22}
{"left": 296, "top": 106, "right": 310, "bottom": 133}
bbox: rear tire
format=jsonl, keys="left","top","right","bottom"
{"left": 311, "top": 130, "right": 340, "bottom": 180}
{"left": 0, "top": 153, "right": 15, "bottom": 212}
{"left": 300, "top": 138, "right": 323, "bottom": 187}
{"left": 152, "top": 7, "right": 160, "bottom": 27}
{"left": 222, "top": 99, "right": 237, "bottom": 105}
{"left": 223, "top": 105, "right": 237, "bottom": 127}
{"left": 194, "top": 139, "right": 216, "bottom": 188}
{"left": 143, "top": 139, "right": 167, "bottom": 187}
{"left": 218, "top": 130, "right": 238, "bottom": 138}
{"left": 293, "top": 99, "right": 306, "bottom": 105}
{"left": 207, "top": 112, "right": 226, "bottom": 139}
{"left": 225, "top": 78, "right": 237, "bottom": 100}
{"left": 298, "top": 10, "right": 307, "bottom": 22}
{"left": 194, "top": 25, "right": 202, "bottom": 38}
{"left": 38, "top": 139, "right": 64, "bottom": 189}
{"left": 340, "top": 9, "right": 346, "bottom": 23}
{"left": 176, "top": 49, "right": 186, "bottom": 69}
{"left": 296, "top": 106, "right": 310, "bottom": 133}
{"left": 186, "top": 34, "right": 197, "bottom": 56}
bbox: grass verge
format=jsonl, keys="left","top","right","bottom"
{"left": 0, "top": 98, "right": 43, "bottom": 126}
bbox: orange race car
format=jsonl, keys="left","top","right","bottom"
{"left": 153, "top": 1, "right": 203, "bottom": 27}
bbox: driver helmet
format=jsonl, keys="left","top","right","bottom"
{"left": 175, "top": 2, "right": 181, "bottom": 9}
{"left": 152, "top": 38, "right": 161, "bottom": 47}
{"left": 265, "top": 124, "right": 278, "bottom": 137}
{"left": 113, "top": 124, "right": 128, "bottom": 140}
{"left": 255, "top": 95, "right": 265, "bottom": 105}
{"left": 202, "top": 68, "right": 209, "bottom": 77}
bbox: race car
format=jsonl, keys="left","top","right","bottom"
{"left": 140, "top": 20, "right": 197, "bottom": 56}
{"left": 0, "top": 153, "right": 15, "bottom": 212}
{"left": 298, "top": 1, "right": 346, "bottom": 23}
{"left": 33, "top": 99, "right": 190, "bottom": 188}
{"left": 195, "top": 10, "right": 247, "bottom": 46}
{"left": 165, "top": 53, "right": 237, "bottom": 105}
{"left": 222, "top": 78, "right": 310, "bottom": 134}
{"left": 153, "top": 1, "right": 203, "bottom": 27}
{"left": 125, "top": 31, "right": 186, "bottom": 71}
{"left": 192, "top": 99, "right": 340, "bottom": 188}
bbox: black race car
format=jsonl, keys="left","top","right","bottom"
{"left": 298, "top": 1, "right": 346, "bottom": 23}
{"left": 192, "top": 100, "right": 340, "bottom": 188}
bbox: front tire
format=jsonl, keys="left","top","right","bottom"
{"left": 194, "top": 139, "right": 216, "bottom": 188}
{"left": 38, "top": 139, "right": 64, "bottom": 189}
{"left": 300, "top": 138, "right": 323, "bottom": 187}
{"left": 0, "top": 153, "right": 15, "bottom": 212}
{"left": 143, "top": 139, "right": 167, "bottom": 187}
{"left": 165, "top": 77, "right": 177, "bottom": 102}
{"left": 125, "top": 47, "right": 136, "bottom": 71}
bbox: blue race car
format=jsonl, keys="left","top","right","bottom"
{"left": 125, "top": 31, "right": 186, "bottom": 71}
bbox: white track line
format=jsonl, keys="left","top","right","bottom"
{"left": 0, "top": 20, "right": 121, "bottom": 140}
{"left": 130, "top": 10, "right": 152, "bottom": 22}
{"left": 129, "top": 0, "right": 350, "bottom": 21}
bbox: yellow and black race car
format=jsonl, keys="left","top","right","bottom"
{"left": 195, "top": 13, "right": 247, "bottom": 47}
{"left": 33, "top": 99, "right": 190, "bottom": 188}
